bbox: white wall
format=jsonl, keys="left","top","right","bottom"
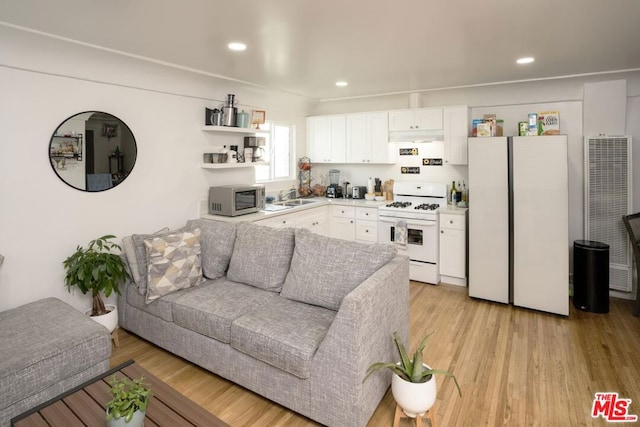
{"left": 0, "top": 25, "right": 312, "bottom": 311}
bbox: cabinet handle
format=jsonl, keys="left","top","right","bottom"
{"left": 449, "top": 220, "right": 454, "bottom": 224}
{"left": 350, "top": 220, "right": 354, "bottom": 224}
{"left": 365, "top": 230, "right": 369, "bottom": 233}
{"left": 441, "top": 230, "right": 444, "bottom": 234}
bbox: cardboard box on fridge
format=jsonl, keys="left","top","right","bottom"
{"left": 537, "top": 111, "right": 560, "bottom": 135}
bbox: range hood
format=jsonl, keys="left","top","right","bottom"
{"left": 388, "top": 129, "right": 444, "bottom": 143}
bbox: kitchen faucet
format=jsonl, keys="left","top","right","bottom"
{"left": 278, "top": 188, "right": 297, "bottom": 201}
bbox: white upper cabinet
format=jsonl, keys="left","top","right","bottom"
{"left": 307, "top": 115, "right": 346, "bottom": 163}
{"left": 443, "top": 106, "right": 469, "bottom": 165}
{"left": 388, "top": 108, "right": 443, "bottom": 131}
{"left": 346, "top": 112, "right": 395, "bottom": 164}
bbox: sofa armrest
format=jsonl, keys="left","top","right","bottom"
{"left": 310, "top": 255, "right": 409, "bottom": 426}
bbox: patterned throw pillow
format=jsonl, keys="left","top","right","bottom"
{"left": 144, "top": 229, "right": 204, "bottom": 304}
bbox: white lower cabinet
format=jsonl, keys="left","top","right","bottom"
{"left": 330, "top": 206, "right": 356, "bottom": 241}
{"left": 295, "top": 207, "right": 330, "bottom": 236}
{"left": 354, "top": 207, "right": 378, "bottom": 242}
{"left": 331, "top": 205, "right": 378, "bottom": 243}
{"left": 254, "top": 212, "right": 297, "bottom": 228}
{"left": 255, "top": 206, "right": 330, "bottom": 236}
{"left": 439, "top": 212, "right": 467, "bottom": 286}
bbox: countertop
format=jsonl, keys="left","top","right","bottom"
{"left": 200, "top": 197, "right": 388, "bottom": 222}
{"left": 438, "top": 205, "right": 469, "bottom": 215}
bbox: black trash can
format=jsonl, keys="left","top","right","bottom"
{"left": 573, "top": 240, "right": 610, "bottom": 313}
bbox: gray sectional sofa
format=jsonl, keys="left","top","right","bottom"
{"left": 118, "top": 219, "right": 410, "bottom": 427}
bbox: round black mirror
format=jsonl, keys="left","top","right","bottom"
{"left": 49, "top": 111, "right": 137, "bottom": 191}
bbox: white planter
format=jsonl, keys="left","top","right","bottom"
{"left": 85, "top": 304, "right": 118, "bottom": 333}
{"left": 107, "top": 409, "right": 145, "bottom": 427}
{"left": 391, "top": 365, "right": 437, "bottom": 418}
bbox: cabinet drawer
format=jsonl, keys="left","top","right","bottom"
{"left": 355, "top": 220, "right": 378, "bottom": 242}
{"left": 332, "top": 205, "right": 356, "bottom": 218}
{"left": 440, "top": 214, "right": 465, "bottom": 230}
{"left": 355, "top": 207, "right": 378, "bottom": 221}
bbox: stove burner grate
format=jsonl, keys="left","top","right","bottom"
{"left": 385, "top": 201, "right": 412, "bottom": 208}
{"left": 414, "top": 203, "right": 440, "bottom": 211}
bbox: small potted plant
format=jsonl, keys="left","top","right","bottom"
{"left": 63, "top": 235, "right": 129, "bottom": 331}
{"left": 106, "top": 375, "right": 152, "bottom": 427}
{"left": 364, "top": 331, "right": 461, "bottom": 418}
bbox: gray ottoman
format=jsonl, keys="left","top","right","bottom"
{"left": 0, "top": 298, "right": 112, "bottom": 427}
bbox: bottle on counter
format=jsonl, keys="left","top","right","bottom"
{"left": 456, "top": 181, "right": 462, "bottom": 204}
{"left": 462, "top": 180, "right": 468, "bottom": 203}
{"left": 450, "top": 181, "right": 458, "bottom": 205}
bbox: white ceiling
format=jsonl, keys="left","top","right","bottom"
{"left": 2, "top": 0, "right": 639, "bottom": 101}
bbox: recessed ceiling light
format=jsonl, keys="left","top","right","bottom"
{"left": 228, "top": 42, "right": 247, "bottom": 51}
{"left": 516, "top": 57, "right": 535, "bottom": 64}
{"left": 336, "top": 81, "right": 348, "bottom": 87}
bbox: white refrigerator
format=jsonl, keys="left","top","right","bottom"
{"left": 468, "top": 135, "right": 569, "bottom": 316}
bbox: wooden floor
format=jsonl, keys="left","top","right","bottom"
{"left": 111, "top": 282, "right": 640, "bottom": 426}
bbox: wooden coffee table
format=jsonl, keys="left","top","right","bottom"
{"left": 11, "top": 360, "right": 229, "bottom": 427}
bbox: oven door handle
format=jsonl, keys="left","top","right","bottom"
{"left": 378, "top": 217, "right": 437, "bottom": 228}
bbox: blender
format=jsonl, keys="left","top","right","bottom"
{"left": 326, "top": 169, "right": 343, "bottom": 198}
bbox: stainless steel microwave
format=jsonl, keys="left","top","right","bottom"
{"left": 208, "top": 184, "right": 265, "bottom": 216}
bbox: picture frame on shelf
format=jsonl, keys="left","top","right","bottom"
{"left": 251, "top": 110, "right": 266, "bottom": 129}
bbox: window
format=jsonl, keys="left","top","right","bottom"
{"left": 255, "top": 122, "right": 295, "bottom": 182}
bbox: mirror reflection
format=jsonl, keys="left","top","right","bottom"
{"left": 49, "top": 111, "right": 137, "bottom": 191}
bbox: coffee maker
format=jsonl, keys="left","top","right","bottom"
{"left": 326, "top": 169, "right": 343, "bottom": 198}
{"left": 243, "top": 137, "right": 266, "bottom": 162}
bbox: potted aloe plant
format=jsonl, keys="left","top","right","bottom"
{"left": 364, "top": 331, "right": 461, "bottom": 418}
{"left": 63, "top": 235, "right": 129, "bottom": 331}
{"left": 106, "top": 375, "right": 152, "bottom": 427}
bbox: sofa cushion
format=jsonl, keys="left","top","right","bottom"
{"left": 172, "top": 278, "right": 278, "bottom": 343}
{"left": 227, "top": 222, "right": 295, "bottom": 292}
{"left": 0, "top": 298, "right": 111, "bottom": 413}
{"left": 125, "top": 281, "right": 199, "bottom": 322}
{"left": 281, "top": 228, "right": 397, "bottom": 310}
{"left": 230, "top": 296, "right": 336, "bottom": 379}
{"left": 185, "top": 219, "right": 236, "bottom": 279}
{"left": 144, "top": 229, "right": 204, "bottom": 304}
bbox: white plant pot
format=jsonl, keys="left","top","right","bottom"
{"left": 85, "top": 304, "right": 118, "bottom": 333}
{"left": 391, "top": 365, "right": 437, "bottom": 418}
{"left": 107, "top": 409, "right": 146, "bottom": 427}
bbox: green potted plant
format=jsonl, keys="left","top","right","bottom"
{"left": 106, "top": 375, "right": 152, "bottom": 427}
{"left": 364, "top": 331, "right": 461, "bottom": 418}
{"left": 63, "top": 235, "right": 129, "bottom": 331}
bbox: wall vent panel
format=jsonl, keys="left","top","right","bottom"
{"left": 584, "top": 136, "right": 633, "bottom": 292}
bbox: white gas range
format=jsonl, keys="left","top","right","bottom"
{"left": 377, "top": 182, "right": 447, "bottom": 284}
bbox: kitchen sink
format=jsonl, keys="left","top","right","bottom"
{"left": 261, "top": 204, "right": 294, "bottom": 212}
{"left": 273, "top": 198, "right": 319, "bottom": 207}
